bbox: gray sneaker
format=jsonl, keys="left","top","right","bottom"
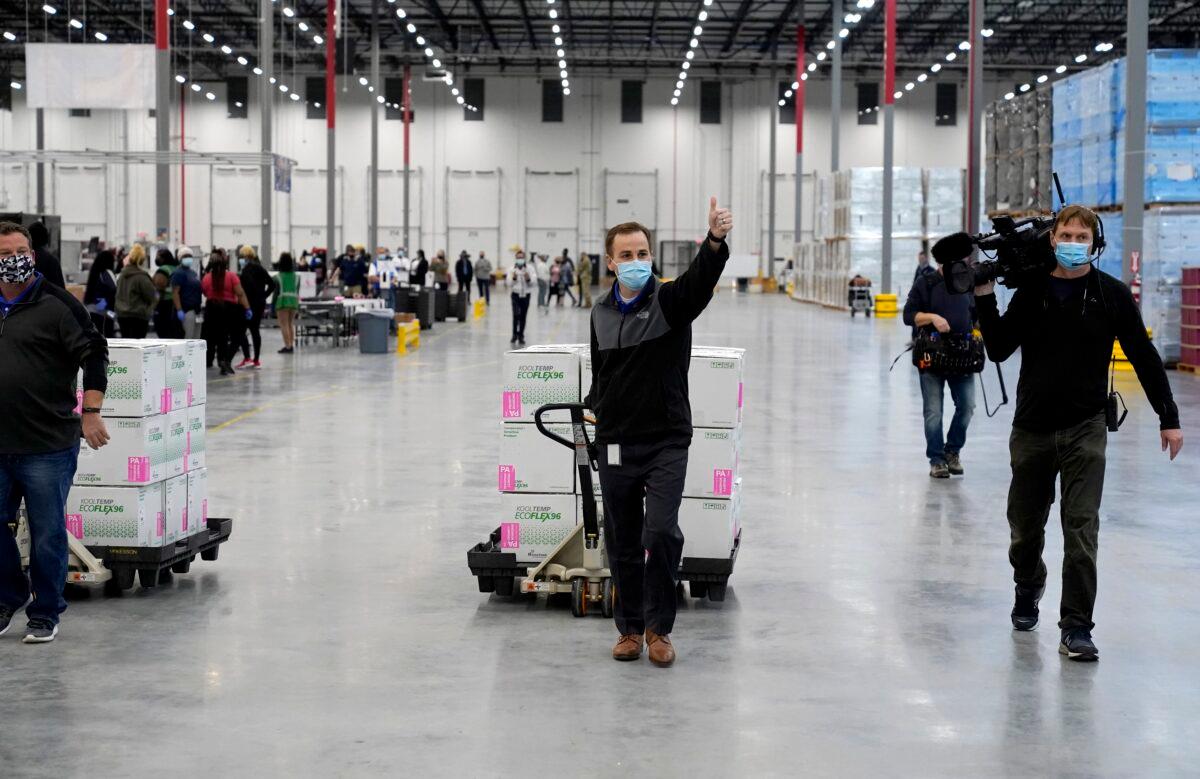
{"left": 946, "top": 452, "right": 964, "bottom": 475}
{"left": 930, "top": 462, "right": 951, "bottom": 479}
{"left": 22, "top": 619, "right": 59, "bottom": 644}
{"left": 0, "top": 596, "right": 31, "bottom": 637}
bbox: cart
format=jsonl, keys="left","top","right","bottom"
{"left": 468, "top": 403, "right": 741, "bottom": 611}
{"left": 13, "top": 511, "right": 234, "bottom": 596}
{"left": 848, "top": 282, "right": 874, "bottom": 317}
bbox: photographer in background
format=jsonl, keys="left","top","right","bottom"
{"left": 975, "top": 205, "right": 1183, "bottom": 662}
{"left": 903, "top": 256, "right": 976, "bottom": 479}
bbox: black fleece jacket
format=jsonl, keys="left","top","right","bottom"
{"left": 0, "top": 276, "right": 109, "bottom": 455}
{"left": 587, "top": 237, "right": 730, "bottom": 445}
{"left": 977, "top": 268, "right": 1180, "bottom": 433}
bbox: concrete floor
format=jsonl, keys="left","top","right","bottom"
{"left": 2, "top": 290, "right": 1199, "bottom": 777}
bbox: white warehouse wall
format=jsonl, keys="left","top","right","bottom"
{"left": 0, "top": 73, "right": 998, "bottom": 261}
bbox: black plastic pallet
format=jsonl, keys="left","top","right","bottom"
{"left": 85, "top": 517, "right": 234, "bottom": 594}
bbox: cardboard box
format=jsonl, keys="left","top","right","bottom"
{"left": 683, "top": 427, "right": 741, "bottom": 499}
{"left": 163, "top": 475, "right": 188, "bottom": 545}
{"left": 679, "top": 479, "right": 741, "bottom": 560}
{"left": 184, "top": 339, "right": 207, "bottom": 406}
{"left": 164, "top": 410, "right": 188, "bottom": 478}
{"left": 74, "top": 415, "right": 168, "bottom": 486}
{"left": 186, "top": 405, "right": 206, "bottom": 472}
{"left": 187, "top": 468, "right": 209, "bottom": 537}
{"left": 142, "top": 340, "right": 189, "bottom": 412}
{"left": 578, "top": 345, "right": 594, "bottom": 400}
{"left": 66, "top": 482, "right": 165, "bottom": 548}
{"left": 83, "top": 341, "right": 168, "bottom": 417}
{"left": 497, "top": 493, "right": 578, "bottom": 564}
{"left": 689, "top": 347, "right": 745, "bottom": 428}
{"left": 498, "top": 422, "right": 575, "bottom": 494}
{"left": 501, "top": 346, "right": 581, "bottom": 423}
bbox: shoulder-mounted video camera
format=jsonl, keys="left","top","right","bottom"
{"left": 932, "top": 173, "right": 1106, "bottom": 296}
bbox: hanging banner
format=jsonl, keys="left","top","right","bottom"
{"left": 25, "top": 44, "right": 155, "bottom": 110}
{"left": 273, "top": 155, "right": 294, "bottom": 193}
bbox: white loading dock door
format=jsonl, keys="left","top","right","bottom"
{"left": 445, "top": 168, "right": 502, "bottom": 262}
{"left": 0, "top": 163, "right": 32, "bottom": 211}
{"left": 375, "top": 167, "right": 423, "bottom": 253}
{"left": 289, "top": 167, "right": 344, "bottom": 254}
{"left": 210, "top": 166, "right": 262, "bottom": 250}
{"left": 524, "top": 168, "right": 579, "bottom": 257}
{"left": 603, "top": 169, "right": 658, "bottom": 234}
{"left": 52, "top": 164, "right": 109, "bottom": 243}
{"left": 758, "top": 171, "right": 815, "bottom": 260}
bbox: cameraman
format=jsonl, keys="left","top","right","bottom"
{"left": 975, "top": 205, "right": 1183, "bottom": 662}
{"left": 903, "top": 256, "right": 976, "bottom": 479}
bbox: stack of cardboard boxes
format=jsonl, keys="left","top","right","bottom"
{"left": 495, "top": 344, "right": 744, "bottom": 566}
{"left": 67, "top": 339, "right": 208, "bottom": 549}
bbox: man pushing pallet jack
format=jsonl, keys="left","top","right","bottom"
{"left": 471, "top": 197, "right": 736, "bottom": 668}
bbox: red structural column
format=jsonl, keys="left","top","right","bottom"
{"left": 884, "top": 0, "right": 896, "bottom": 106}
{"left": 326, "top": 1, "right": 336, "bottom": 132}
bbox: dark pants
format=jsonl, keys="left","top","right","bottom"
{"left": 920, "top": 371, "right": 975, "bottom": 464}
{"left": 117, "top": 316, "right": 150, "bottom": 339}
{"left": 511, "top": 293, "right": 530, "bottom": 340}
{"left": 597, "top": 440, "right": 688, "bottom": 636}
{"left": 153, "top": 300, "right": 183, "bottom": 338}
{"left": 241, "top": 307, "right": 265, "bottom": 361}
{"left": 0, "top": 445, "right": 80, "bottom": 625}
{"left": 477, "top": 278, "right": 491, "bottom": 303}
{"left": 458, "top": 279, "right": 472, "bottom": 302}
{"left": 206, "top": 302, "right": 242, "bottom": 366}
{"left": 1007, "top": 413, "right": 1107, "bottom": 631}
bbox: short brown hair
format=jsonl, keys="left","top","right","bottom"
{"left": 605, "top": 222, "right": 654, "bottom": 258}
{"left": 0, "top": 221, "right": 32, "bottom": 244}
{"left": 1054, "top": 205, "right": 1100, "bottom": 246}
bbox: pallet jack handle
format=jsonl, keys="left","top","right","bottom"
{"left": 534, "top": 403, "right": 601, "bottom": 550}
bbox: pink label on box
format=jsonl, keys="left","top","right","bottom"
{"left": 502, "top": 390, "right": 523, "bottom": 419}
{"left": 161, "top": 388, "right": 173, "bottom": 413}
{"left": 202, "top": 499, "right": 208, "bottom": 523}
{"left": 184, "top": 432, "right": 191, "bottom": 473}
{"left": 500, "top": 522, "right": 520, "bottom": 549}
{"left": 713, "top": 469, "right": 733, "bottom": 496}
{"left": 737, "top": 381, "right": 744, "bottom": 409}
{"left": 127, "top": 456, "right": 150, "bottom": 483}
{"left": 498, "top": 465, "right": 516, "bottom": 491}
{"left": 75, "top": 390, "right": 83, "bottom": 415}
{"left": 187, "top": 383, "right": 194, "bottom": 405}
{"left": 66, "top": 514, "right": 83, "bottom": 540}
{"left": 181, "top": 508, "right": 189, "bottom": 532}
{"left": 156, "top": 512, "right": 164, "bottom": 538}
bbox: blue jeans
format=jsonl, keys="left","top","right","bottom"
{"left": 920, "top": 372, "right": 975, "bottom": 465}
{"left": 0, "top": 445, "right": 80, "bottom": 625}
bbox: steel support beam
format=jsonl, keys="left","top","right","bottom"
{"left": 259, "top": 0, "right": 273, "bottom": 267}
{"left": 967, "top": 0, "right": 984, "bottom": 241}
{"left": 882, "top": 0, "right": 895, "bottom": 294}
{"left": 155, "top": 0, "right": 170, "bottom": 241}
{"left": 370, "top": 0, "right": 381, "bottom": 255}
{"left": 767, "top": 64, "right": 777, "bottom": 279}
{"left": 831, "top": 0, "right": 842, "bottom": 173}
{"left": 327, "top": 0, "right": 337, "bottom": 263}
{"left": 794, "top": 14, "right": 804, "bottom": 248}
{"left": 1122, "top": 0, "right": 1147, "bottom": 288}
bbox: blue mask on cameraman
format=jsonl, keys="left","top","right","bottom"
{"left": 616, "top": 259, "right": 652, "bottom": 291}
{"left": 1055, "top": 242, "right": 1092, "bottom": 269}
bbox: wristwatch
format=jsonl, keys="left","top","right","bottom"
{"left": 706, "top": 231, "right": 727, "bottom": 244}
{"left": 82, "top": 407, "right": 102, "bottom": 415}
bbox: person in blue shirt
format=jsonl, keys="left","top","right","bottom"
{"left": 170, "top": 247, "right": 203, "bottom": 339}
{"left": 333, "top": 244, "right": 368, "bottom": 297}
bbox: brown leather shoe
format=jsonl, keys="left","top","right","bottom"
{"left": 612, "top": 634, "right": 644, "bottom": 661}
{"left": 646, "top": 630, "right": 675, "bottom": 667}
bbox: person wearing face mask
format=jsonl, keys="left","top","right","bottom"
{"left": 507, "top": 250, "right": 537, "bottom": 345}
{"left": 114, "top": 243, "right": 157, "bottom": 339}
{"left": 588, "top": 196, "right": 732, "bottom": 668}
{"left": 976, "top": 205, "right": 1183, "bottom": 662}
{"left": 236, "top": 246, "right": 278, "bottom": 369}
{"left": 171, "top": 247, "right": 203, "bottom": 339}
{"left": 0, "top": 221, "right": 110, "bottom": 644}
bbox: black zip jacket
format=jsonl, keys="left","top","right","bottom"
{"left": 240, "top": 262, "right": 279, "bottom": 311}
{"left": 977, "top": 268, "right": 1180, "bottom": 433}
{"left": 1, "top": 276, "right": 109, "bottom": 455}
{"left": 587, "top": 237, "right": 730, "bottom": 445}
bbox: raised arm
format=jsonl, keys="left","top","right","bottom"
{"left": 659, "top": 196, "right": 732, "bottom": 326}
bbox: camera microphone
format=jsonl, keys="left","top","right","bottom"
{"left": 931, "top": 232, "right": 974, "bottom": 266}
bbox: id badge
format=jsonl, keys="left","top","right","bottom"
{"left": 607, "top": 444, "right": 621, "bottom": 467}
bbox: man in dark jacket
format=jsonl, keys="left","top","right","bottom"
{"left": 455, "top": 251, "right": 474, "bottom": 302}
{"left": 0, "top": 221, "right": 110, "bottom": 644}
{"left": 588, "top": 196, "right": 732, "bottom": 668}
{"left": 976, "top": 205, "right": 1183, "bottom": 662}
{"left": 29, "top": 222, "right": 66, "bottom": 289}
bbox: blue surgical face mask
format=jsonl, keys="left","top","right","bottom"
{"left": 616, "top": 259, "right": 653, "bottom": 292}
{"left": 1055, "top": 241, "right": 1092, "bottom": 269}
{"left": 181, "top": 257, "right": 194, "bottom": 268}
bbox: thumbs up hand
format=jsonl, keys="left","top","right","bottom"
{"left": 708, "top": 196, "right": 733, "bottom": 239}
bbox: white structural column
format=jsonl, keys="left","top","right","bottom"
{"left": 1122, "top": 0, "right": 1147, "bottom": 288}
{"left": 369, "top": 0, "right": 380, "bottom": 254}
{"left": 881, "top": 0, "right": 895, "bottom": 294}
{"left": 830, "top": 0, "right": 842, "bottom": 173}
{"left": 260, "top": 0, "right": 273, "bottom": 265}
{"left": 966, "top": 0, "right": 984, "bottom": 239}
{"left": 155, "top": 0, "right": 171, "bottom": 240}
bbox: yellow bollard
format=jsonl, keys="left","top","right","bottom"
{"left": 473, "top": 298, "right": 487, "bottom": 320}
{"left": 396, "top": 320, "right": 421, "bottom": 355}
{"left": 874, "top": 293, "right": 898, "bottom": 319}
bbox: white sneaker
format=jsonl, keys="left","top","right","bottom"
{"left": 23, "top": 620, "right": 59, "bottom": 644}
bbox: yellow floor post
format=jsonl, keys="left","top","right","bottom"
{"left": 473, "top": 298, "right": 486, "bottom": 320}
{"left": 874, "top": 293, "right": 898, "bottom": 319}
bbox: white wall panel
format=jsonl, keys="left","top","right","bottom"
{"left": 52, "top": 165, "right": 108, "bottom": 242}
{"left": 524, "top": 169, "right": 578, "bottom": 256}
{"left": 446, "top": 168, "right": 502, "bottom": 260}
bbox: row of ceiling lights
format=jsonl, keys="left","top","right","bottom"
{"left": 1001, "top": 41, "right": 1115, "bottom": 101}
{"left": 548, "top": 0, "right": 571, "bottom": 96}
{"left": 777, "top": 0, "right": 876, "bottom": 109}
{"left": 670, "top": 0, "right": 714, "bottom": 106}
{"left": 386, "top": 0, "right": 478, "bottom": 111}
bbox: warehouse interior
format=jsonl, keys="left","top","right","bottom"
{"left": 1, "top": 0, "right": 1200, "bottom": 775}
